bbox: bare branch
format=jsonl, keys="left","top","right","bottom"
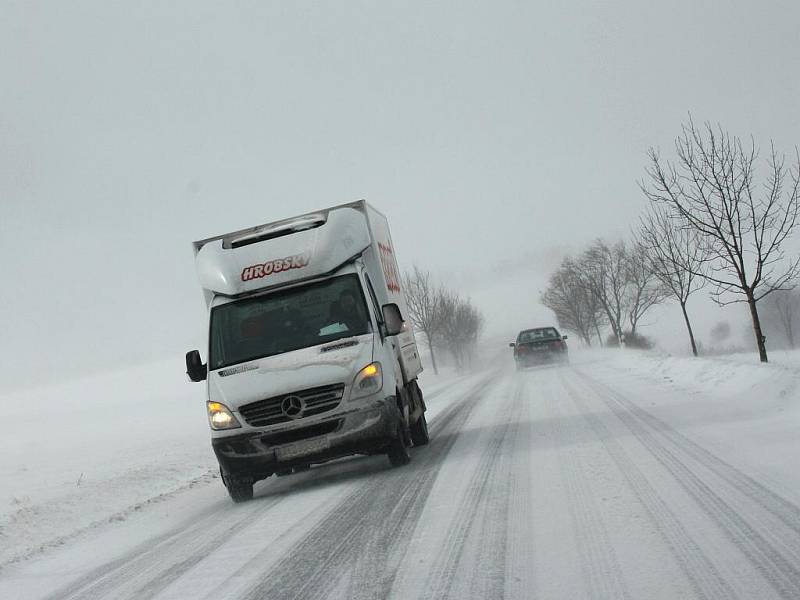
{"left": 640, "top": 119, "right": 800, "bottom": 362}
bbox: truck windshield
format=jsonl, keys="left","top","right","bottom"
{"left": 209, "top": 274, "right": 371, "bottom": 370}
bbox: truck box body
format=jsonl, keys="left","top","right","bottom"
{"left": 188, "top": 200, "right": 428, "bottom": 500}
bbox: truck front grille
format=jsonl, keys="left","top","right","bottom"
{"left": 238, "top": 383, "right": 346, "bottom": 427}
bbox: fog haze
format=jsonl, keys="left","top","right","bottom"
{"left": 3, "top": 0, "right": 800, "bottom": 389}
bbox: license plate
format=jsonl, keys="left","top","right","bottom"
{"left": 276, "top": 437, "right": 330, "bottom": 461}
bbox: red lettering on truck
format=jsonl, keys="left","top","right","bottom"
{"left": 241, "top": 253, "right": 310, "bottom": 282}
{"left": 378, "top": 242, "right": 401, "bottom": 293}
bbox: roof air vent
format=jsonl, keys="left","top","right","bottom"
{"left": 225, "top": 214, "right": 326, "bottom": 249}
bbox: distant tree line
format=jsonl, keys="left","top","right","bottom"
{"left": 540, "top": 239, "right": 669, "bottom": 350}
{"left": 542, "top": 118, "right": 800, "bottom": 363}
{"left": 402, "top": 266, "right": 484, "bottom": 374}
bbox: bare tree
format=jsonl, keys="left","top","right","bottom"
{"left": 402, "top": 266, "right": 443, "bottom": 374}
{"left": 642, "top": 118, "right": 800, "bottom": 362}
{"left": 581, "top": 240, "right": 630, "bottom": 344}
{"left": 403, "top": 267, "right": 485, "bottom": 373}
{"left": 564, "top": 238, "right": 665, "bottom": 347}
{"left": 626, "top": 237, "right": 670, "bottom": 336}
{"left": 638, "top": 205, "right": 706, "bottom": 356}
{"left": 541, "top": 257, "right": 603, "bottom": 345}
{"left": 586, "top": 283, "right": 609, "bottom": 346}
{"left": 452, "top": 297, "right": 484, "bottom": 369}
{"left": 436, "top": 290, "right": 484, "bottom": 371}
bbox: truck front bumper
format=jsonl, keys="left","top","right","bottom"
{"left": 211, "top": 399, "right": 399, "bottom": 481}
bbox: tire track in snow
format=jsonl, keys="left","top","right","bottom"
{"left": 45, "top": 374, "right": 495, "bottom": 600}
{"left": 557, "top": 369, "right": 738, "bottom": 600}
{"left": 547, "top": 371, "right": 632, "bottom": 600}
{"left": 571, "top": 368, "right": 800, "bottom": 600}
{"left": 231, "top": 374, "right": 498, "bottom": 600}
{"left": 420, "top": 377, "right": 518, "bottom": 600}
{"left": 502, "top": 375, "right": 539, "bottom": 600}
{"left": 464, "top": 395, "right": 517, "bottom": 600}
{"left": 573, "top": 368, "right": 800, "bottom": 537}
{"left": 44, "top": 494, "right": 288, "bottom": 600}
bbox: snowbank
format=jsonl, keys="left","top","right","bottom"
{"left": 0, "top": 358, "right": 214, "bottom": 567}
{"left": 574, "top": 348, "right": 800, "bottom": 501}
{"left": 596, "top": 348, "right": 799, "bottom": 403}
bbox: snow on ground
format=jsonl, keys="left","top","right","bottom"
{"left": 602, "top": 348, "right": 800, "bottom": 396}
{"left": 583, "top": 348, "right": 800, "bottom": 502}
{"left": 0, "top": 358, "right": 214, "bottom": 567}
{"left": 1, "top": 348, "right": 799, "bottom": 599}
{"left": 0, "top": 357, "right": 467, "bottom": 570}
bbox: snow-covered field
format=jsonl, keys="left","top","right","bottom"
{"left": 1, "top": 349, "right": 799, "bottom": 599}
{"left": 0, "top": 359, "right": 468, "bottom": 569}
{"left": 0, "top": 359, "right": 214, "bottom": 567}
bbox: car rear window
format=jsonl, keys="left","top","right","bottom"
{"left": 518, "top": 328, "right": 560, "bottom": 342}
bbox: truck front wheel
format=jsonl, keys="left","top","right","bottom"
{"left": 409, "top": 411, "right": 430, "bottom": 446}
{"left": 226, "top": 479, "right": 254, "bottom": 502}
{"left": 386, "top": 419, "right": 412, "bottom": 467}
{"left": 221, "top": 469, "right": 254, "bottom": 503}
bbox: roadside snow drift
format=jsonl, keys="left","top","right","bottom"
{"left": 0, "top": 358, "right": 214, "bottom": 567}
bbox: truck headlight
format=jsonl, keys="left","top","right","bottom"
{"left": 207, "top": 402, "right": 242, "bottom": 430}
{"left": 351, "top": 362, "right": 383, "bottom": 400}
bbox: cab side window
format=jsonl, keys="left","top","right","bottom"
{"left": 364, "top": 274, "right": 384, "bottom": 327}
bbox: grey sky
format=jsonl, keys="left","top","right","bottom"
{"left": 2, "top": 1, "right": 800, "bottom": 390}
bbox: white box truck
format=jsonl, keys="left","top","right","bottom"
{"left": 185, "top": 200, "right": 429, "bottom": 502}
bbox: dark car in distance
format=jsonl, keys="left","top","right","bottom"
{"left": 510, "top": 327, "right": 569, "bottom": 369}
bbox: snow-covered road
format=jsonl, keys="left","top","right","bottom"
{"left": 3, "top": 353, "right": 800, "bottom": 599}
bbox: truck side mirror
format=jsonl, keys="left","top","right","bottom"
{"left": 562, "top": 335, "right": 569, "bottom": 340}
{"left": 186, "top": 350, "right": 207, "bottom": 382}
{"left": 381, "top": 303, "right": 404, "bottom": 336}
{"left": 509, "top": 342, "right": 516, "bottom": 348}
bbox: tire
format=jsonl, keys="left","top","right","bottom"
{"left": 387, "top": 421, "right": 412, "bottom": 467}
{"left": 409, "top": 411, "right": 430, "bottom": 446}
{"left": 225, "top": 477, "right": 253, "bottom": 503}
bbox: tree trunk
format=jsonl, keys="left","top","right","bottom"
{"left": 595, "top": 323, "right": 604, "bottom": 347}
{"left": 426, "top": 334, "right": 439, "bottom": 375}
{"left": 606, "top": 311, "right": 622, "bottom": 348}
{"left": 680, "top": 301, "right": 699, "bottom": 357}
{"left": 611, "top": 318, "right": 624, "bottom": 348}
{"left": 612, "top": 321, "right": 624, "bottom": 348}
{"left": 746, "top": 294, "right": 769, "bottom": 363}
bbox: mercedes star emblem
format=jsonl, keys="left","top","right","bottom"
{"left": 281, "top": 395, "right": 304, "bottom": 419}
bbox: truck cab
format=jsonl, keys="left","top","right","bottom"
{"left": 186, "top": 201, "right": 429, "bottom": 502}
